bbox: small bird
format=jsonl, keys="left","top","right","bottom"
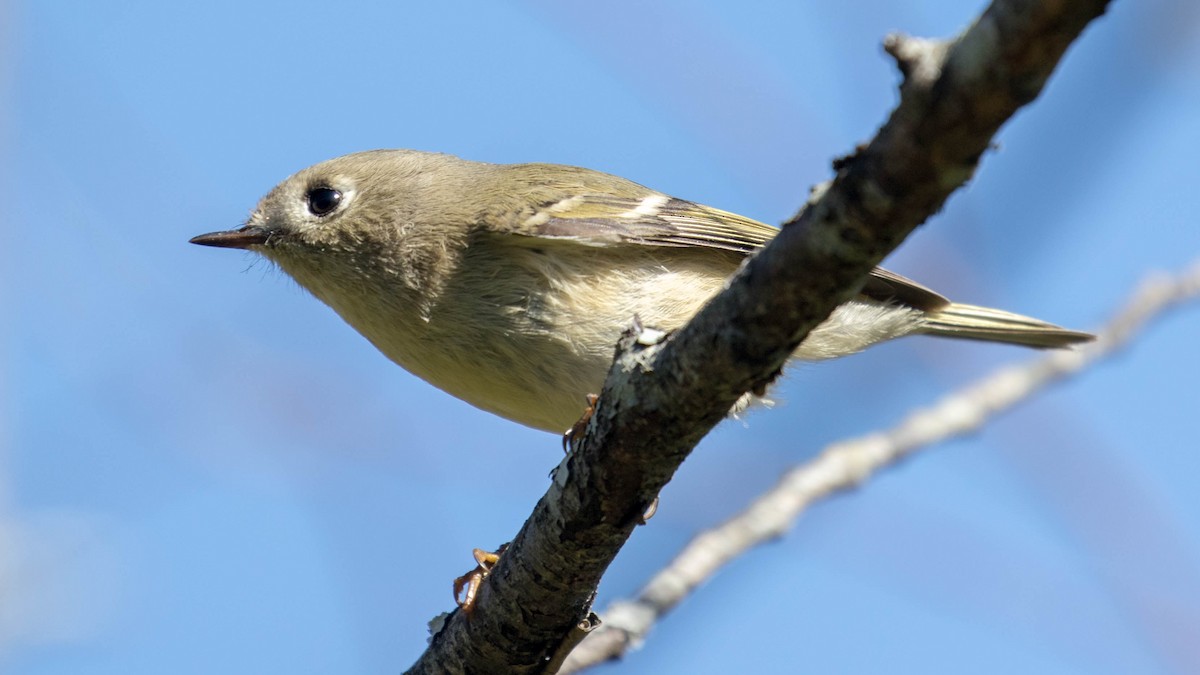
{"left": 192, "top": 149, "right": 1092, "bottom": 433}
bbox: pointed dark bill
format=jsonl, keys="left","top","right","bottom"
{"left": 189, "top": 226, "right": 270, "bottom": 249}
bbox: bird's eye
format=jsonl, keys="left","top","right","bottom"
{"left": 306, "top": 187, "right": 342, "bottom": 216}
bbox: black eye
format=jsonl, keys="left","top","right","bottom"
{"left": 306, "top": 187, "right": 342, "bottom": 216}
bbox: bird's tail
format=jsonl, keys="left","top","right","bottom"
{"left": 918, "top": 303, "right": 1094, "bottom": 349}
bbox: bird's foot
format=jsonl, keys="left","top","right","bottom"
{"left": 452, "top": 543, "right": 509, "bottom": 612}
{"left": 562, "top": 393, "right": 600, "bottom": 453}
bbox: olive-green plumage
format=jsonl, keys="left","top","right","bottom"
{"left": 192, "top": 150, "right": 1092, "bottom": 432}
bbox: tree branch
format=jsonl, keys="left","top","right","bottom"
{"left": 407, "top": 1, "right": 1114, "bottom": 672}
{"left": 559, "top": 260, "right": 1200, "bottom": 672}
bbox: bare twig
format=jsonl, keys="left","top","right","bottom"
{"left": 560, "top": 261, "right": 1200, "bottom": 673}
{"left": 407, "top": 2, "right": 1113, "bottom": 672}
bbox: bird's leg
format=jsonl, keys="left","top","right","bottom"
{"left": 562, "top": 393, "right": 600, "bottom": 453}
{"left": 452, "top": 543, "right": 510, "bottom": 612}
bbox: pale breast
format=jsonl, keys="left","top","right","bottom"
{"left": 409, "top": 239, "right": 738, "bottom": 431}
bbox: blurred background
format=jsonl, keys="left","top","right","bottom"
{"left": 4, "top": 1, "right": 1199, "bottom": 673}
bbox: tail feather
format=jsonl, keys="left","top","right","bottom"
{"left": 919, "top": 303, "right": 1094, "bottom": 349}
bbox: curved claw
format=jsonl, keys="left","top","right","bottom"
{"left": 562, "top": 394, "right": 600, "bottom": 453}
{"left": 452, "top": 544, "right": 509, "bottom": 612}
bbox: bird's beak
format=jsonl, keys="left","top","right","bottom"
{"left": 189, "top": 225, "right": 271, "bottom": 249}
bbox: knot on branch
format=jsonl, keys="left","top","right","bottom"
{"left": 883, "top": 33, "right": 948, "bottom": 86}
{"left": 608, "top": 315, "right": 672, "bottom": 389}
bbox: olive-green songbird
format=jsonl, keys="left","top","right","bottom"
{"left": 192, "top": 150, "right": 1092, "bottom": 433}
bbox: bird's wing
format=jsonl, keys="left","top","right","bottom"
{"left": 859, "top": 266, "right": 950, "bottom": 312}
{"left": 505, "top": 193, "right": 950, "bottom": 310}
{"left": 507, "top": 193, "right": 779, "bottom": 255}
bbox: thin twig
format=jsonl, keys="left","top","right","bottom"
{"left": 561, "top": 261, "right": 1200, "bottom": 673}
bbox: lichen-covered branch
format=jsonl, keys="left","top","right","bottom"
{"left": 407, "top": 1, "right": 1114, "bottom": 672}
{"left": 559, "top": 261, "right": 1200, "bottom": 673}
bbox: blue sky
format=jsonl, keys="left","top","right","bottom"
{"left": 4, "top": 1, "right": 1199, "bottom": 673}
